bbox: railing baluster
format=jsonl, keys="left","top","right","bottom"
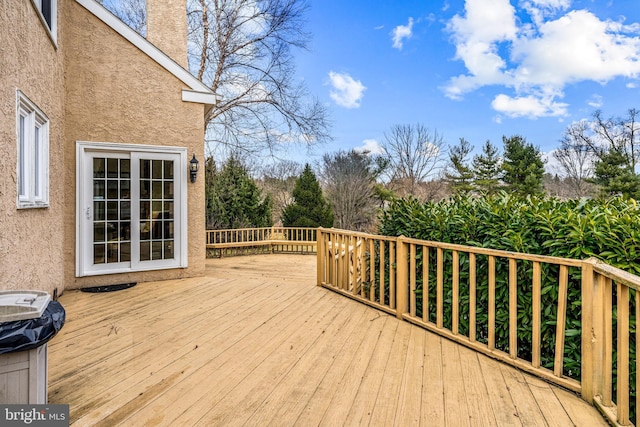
{"left": 532, "top": 261, "right": 542, "bottom": 369}
{"left": 469, "top": 252, "right": 476, "bottom": 342}
{"left": 390, "top": 241, "right": 396, "bottom": 309}
{"left": 603, "top": 276, "right": 613, "bottom": 407}
{"left": 554, "top": 265, "right": 569, "bottom": 377}
{"left": 396, "top": 237, "right": 408, "bottom": 319}
{"left": 380, "top": 241, "right": 385, "bottom": 305}
{"left": 343, "top": 234, "right": 347, "bottom": 289}
{"left": 353, "top": 235, "right": 358, "bottom": 294}
{"left": 423, "top": 245, "right": 429, "bottom": 324}
{"left": 410, "top": 244, "right": 416, "bottom": 317}
{"left": 369, "top": 239, "right": 375, "bottom": 302}
{"left": 488, "top": 255, "right": 496, "bottom": 351}
{"left": 437, "top": 248, "right": 444, "bottom": 329}
{"left": 617, "top": 281, "right": 629, "bottom": 425}
{"left": 509, "top": 258, "right": 517, "bottom": 359}
{"left": 316, "top": 229, "right": 324, "bottom": 286}
{"left": 587, "top": 266, "right": 603, "bottom": 403}
{"left": 452, "top": 251, "right": 459, "bottom": 335}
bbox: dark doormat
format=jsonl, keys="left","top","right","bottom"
{"left": 80, "top": 282, "right": 137, "bottom": 293}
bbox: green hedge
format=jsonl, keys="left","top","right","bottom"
{"left": 378, "top": 193, "right": 639, "bottom": 419}
{"left": 379, "top": 194, "right": 640, "bottom": 272}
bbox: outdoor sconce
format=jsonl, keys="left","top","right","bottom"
{"left": 189, "top": 154, "right": 199, "bottom": 183}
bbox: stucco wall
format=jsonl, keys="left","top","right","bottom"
{"left": 147, "top": 0, "right": 188, "bottom": 69}
{"left": 62, "top": 1, "right": 206, "bottom": 290}
{"left": 0, "top": 3, "right": 66, "bottom": 296}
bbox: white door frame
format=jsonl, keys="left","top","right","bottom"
{"left": 76, "top": 141, "right": 188, "bottom": 277}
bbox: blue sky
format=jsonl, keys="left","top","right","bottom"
{"left": 290, "top": 0, "right": 640, "bottom": 168}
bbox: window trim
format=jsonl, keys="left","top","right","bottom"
{"left": 30, "top": 0, "right": 58, "bottom": 46}
{"left": 16, "top": 91, "right": 50, "bottom": 209}
{"left": 76, "top": 141, "right": 189, "bottom": 277}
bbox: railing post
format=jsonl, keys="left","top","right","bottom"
{"left": 270, "top": 226, "right": 274, "bottom": 254}
{"left": 317, "top": 228, "right": 324, "bottom": 286}
{"left": 581, "top": 258, "right": 596, "bottom": 403}
{"left": 396, "top": 236, "right": 409, "bottom": 320}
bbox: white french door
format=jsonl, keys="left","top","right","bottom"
{"left": 76, "top": 143, "right": 188, "bottom": 277}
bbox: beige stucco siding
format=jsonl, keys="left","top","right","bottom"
{"left": 0, "top": 3, "right": 66, "bottom": 296}
{"left": 62, "top": 1, "right": 206, "bottom": 289}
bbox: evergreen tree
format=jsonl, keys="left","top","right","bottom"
{"left": 282, "top": 164, "right": 333, "bottom": 227}
{"left": 501, "top": 135, "right": 545, "bottom": 196}
{"left": 205, "top": 156, "right": 273, "bottom": 229}
{"left": 472, "top": 140, "right": 502, "bottom": 194}
{"left": 445, "top": 138, "right": 475, "bottom": 194}
{"left": 591, "top": 148, "right": 640, "bottom": 199}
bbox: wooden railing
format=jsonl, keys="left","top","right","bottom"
{"left": 317, "top": 228, "right": 640, "bottom": 426}
{"left": 206, "top": 227, "right": 317, "bottom": 257}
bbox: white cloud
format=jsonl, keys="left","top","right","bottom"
{"left": 587, "top": 94, "right": 603, "bottom": 108}
{"left": 444, "top": 0, "right": 640, "bottom": 118}
{"left": 327, "top": 71, "right": 366, "bottom": 109}
{"left": 521, "top": 0, "right": 571, "bottom": 26}
{"left": 492, "top": 93, "right": 568, "bottom": 118}
{"left": 374, "top": 25, "right": 385, "bottom": 30}
{"left": 392, "top": 18, "right": 414, "bottom": 50}
{"left": 628, "top": 82, "right": 638, "bottom": 89}
{"left": 355, "top": 139, "right": 384, "bottom": 154}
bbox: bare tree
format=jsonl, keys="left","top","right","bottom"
{"left": 591, "top": 108, "right": 640, "bottom": 169}
{"left": 554, "top": 121, "right": 595, "bottom": 198}
{"left": 188, "top": 0, "right": 331, "bottom": 157}
{"left": 381, "top": 124, "right": 446, "bottom": 197}
{"left": 258, "top": 160, "right": 302, "bottom": 225}
{"left": 320, "top": 150, "right": 379, "bottom": 232}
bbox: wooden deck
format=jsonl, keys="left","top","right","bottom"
{"left": 48, "top": 255, "right": 608, "bottom": 426}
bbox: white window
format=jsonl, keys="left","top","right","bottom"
{"left": 76, "top": 142, "right": 189, "bottom": 277}
{"left": 31, "top": 0, "right": 57, "bottom": 44}
{"left": 17, "top": 91, "right": 49, "bottom": 209}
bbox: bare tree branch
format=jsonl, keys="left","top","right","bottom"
{"left": 381, "top": 123, "right": 446, "bottom": 197}
{"left": 188, "top": 0, "right": 331, "bottom": 157}
{"left": 554, "top": 121, "right": 595, "bottom": 198}
{"left": 320, "top": 151, "right": 378, "bottom": 232}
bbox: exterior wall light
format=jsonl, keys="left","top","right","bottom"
{"left": 189, "top": 154, "right": 199, "bottom": 183}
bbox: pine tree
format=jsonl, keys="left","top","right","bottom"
{"left": 445, "top": 138, "right": 475, "bottom": 194}
{"left": 501, "top": 135, "right": 545, "bottom": 196}
{"left": 282, "top": 164, "right": 334, "bottom": 227}
{"left": 206, "top": 156, "right": 273, "bottom": 229}
{"left": 472, "top": 140, "right": 502, "bottom": 194}
{"left": 591, "top": 148, "right": 640, "bottom": 199}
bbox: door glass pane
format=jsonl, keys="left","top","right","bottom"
{"left": 93, "top": 158, "right": 105, "bottom": 178}
{"left": 34, "top": 126, "right": 40, "bottom": 197}
{"left": 92, "top": 157, "right": 131, "bottom": 265}
{"left": 140, "top": 159, "right": 175, "bottom": 261}
{"left": 19, "top": 115, "right": 26, "bottom": 196}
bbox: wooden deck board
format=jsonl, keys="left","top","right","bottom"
{"left": 47, "top": 254, "right": 609, "bottom": 426}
